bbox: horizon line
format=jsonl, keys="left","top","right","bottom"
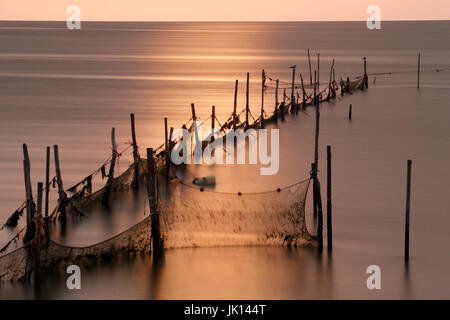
{"left": 1, "top": 19, "right": 450, "bottom": 23}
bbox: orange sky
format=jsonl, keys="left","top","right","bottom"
{"left": 0, "top": 0, "right": 449, "bottom": 21}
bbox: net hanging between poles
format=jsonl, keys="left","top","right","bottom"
{"left": 0, "top": 172, "right": 313, "bottom": 281}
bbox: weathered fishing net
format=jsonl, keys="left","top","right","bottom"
{"left": 348, "top": 77, "right": 365, "bottom": 91}
{"left": 0, "top": 172, "right": 313, "bottom": 281}
{"left": 0, "top": 215, "right": 151, "bottom": 282}
{"left": 64, "top": 159, "right": 148, "bottom": 217}
{"left": 158, "top": 177, "right": 314, "bottom": 248}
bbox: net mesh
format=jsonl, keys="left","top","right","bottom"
{"left": 159, "top": 178, "right": 313, "bottom": 248}
{"left": 0, "top": 173, "right": 313, "bottom": 281}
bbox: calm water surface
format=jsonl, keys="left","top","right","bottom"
{"left": 0, "top": 21, "right": 449, "bottom": 299}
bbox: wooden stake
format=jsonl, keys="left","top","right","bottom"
{"left": 331, "top": 67, "right": 336, "bottom": 98}
{"left": 245, "top": 72, "right": 249, "bottom": 130}
{"left": 36, "top": 182, "right": 43, "bottom": 247}
{"left": 316, "top": 177, "right": 324, "bottom": 251}
{"left": 53, "top": 145, "right": 64, "bottom": 194}
{"left": 130, "top": 113, "right": 139, "bottom": 162}
{"left": 261, "top": 69, "right": 265, "bottom": 128}
{"left": 107, "top": 128, "right": 117, "bottom": 184}
{"left": 290, "top": 65, "right": 296, "bottom": 113}
{"left": 191, "top": 103, "right": 197, "bottom": 120}
{"left": 300, "top": 73, "right": 306, "bottom": 109}
{"left": 130, "top": 113, "right": 139, "bottom": 190}
{"left": 405, "top": 160, "right": 412, "bottom": 261}
{"left": 191, "top": 103, "right": 201, "bottom": 162}
{"left": 233, "top": 79, "right": 238, "bottom": 130}
{"left": 363, "top": 57, "right": 368, "bottom": 89}
{"left": 281, "top": 88, "right": 286, "bottom": 121}
{"left": 307, "top": 49, "right": 312, "bottom": 85}
{"left": 313, "top": 74, "right": 321, "bottom": 219}
{"left": 146, "top": 148, "right": 162, "bottom": 259}
{"left": 311, "top": 162, "right": 323, "bottom": 248}
{"left": 349, "top": 104, "right": 352, "bottom": 120}
{"left": 104, "top": 128, "right": 117, "bottom": 204}
{"left": 169, "top": 127, "right": 174, "bottom": 147}
{"left": 328, "top": 59, "right": 335, "bottom": 99}
{"left": 211, "top": 106, "right": 215, "bottom": 142}
{"left": 327, "top": 145, "right": 333, "bottom": 250}
{"left": 37, "top": 182, "right": 43, "bottom": 216}
{"left": 45, "top": 146, "right": 50, "bottom": 218}
{"left": 274, "top": 79, "right": 279, "bottom": 122}
{"left": 164, "top": 117, "right": 169, "bottom": 180}
{"left": 23, "top": 144, "right": 34, "bottom": 228}
{"left": 169, "top": 126, "right": 174, "bottom": 166}
{"left": 313, "top": 70, "right": 317, "bottom": 107}
{"left": 53, "top": 145, "right": 66, "bottom": 224}
{"left": 317, "top": 53, "right": 320, "bottom": 87}
{"left": 417, "top": 53, "right": 421, "bottom": 89}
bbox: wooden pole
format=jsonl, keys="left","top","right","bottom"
{"left": 23, "top": 144, "right": 35, "bottom": 231}
{"left": 349, "top": 104, "right": 352, "bottom": 120}
{"left": 313, "top": 73, "right": 321, "bottom": 219}
{"left": 331, "top": 67, "right": 336, "bottom": 98}
{"left": 169, "top": 126, "right": 174, "bottom": 166}
{"left": 281, "top": 88, "right": 286, "bottom": 121}
{"left": 104, "top": 128, "right": 117, "bottom": 204}
{"left": 191, "top": 103, "right": 200, "bottom": 161}
{"left": 307, "top": 49, "right": 312, "bottom": 85}
{"left": 405, "top": 160, "right": 412, "bottom": 261}
{"left": 311, "top": 162, "right": 323, "bottom": 248}
{"left": 191, "top": 103, "right": 197, "bottom": 120}
{"left": 316, "top": 176, "right": 324, "bottom": 251}
{"left": 169, "top": 127, "right": 174, "bottom": 147}
{"left": 211, "top": 106, "right": 215, "bottom": 142}
{"left": 108, "top": 128, "right": 117, "bottom": 184}
{"left": 130, "top": 113, "right": 138, "bottom": 162}
{"left": 37, "top": 182, "right": 43, "bottom": 216}
{"left": 53, "top": 145, "right": 64, "bottom": 194}
{"left": 300, "top": 73, "right": 306, "bottom": 109}
{"left": 328, "top": 59, "right": 335, "bottom": 99}
{"left": 313, "top": 70, "right": 317, "bottom": 107}
{"left": 363, "top": 57, "right": 368, "bottom": 89}
{"left": 164, "top": 117, "right": 170, "bottom": 181}
{"left": 290, "top": 66, "right": 296, "bottom": 113}
{"left": 317, "top": 53, "right": 320, "bottom": 87}
{"left": 274, "top": 79, "right": 279, "bottom": 122}
{"left": 327, "top": 145, "right": 333, "bottom": 250}
{"left": 245, "top": 72, "right": 249, "bottom": 130}
{"left": 45, "top": 146, "right": 50, "bottom": 218}
{"left": 261, "top": 69, "right": 265, "bottom": 128}
{"left": 35, "top": 181, "right": 44, "bottom": 278}
{"left": 417, "top": 53, "right": 421, "bottom": 89}
{"left": 53, "top": 144, "right": 66, "bottom": 225}
{"left": 146, "top": 148, "right": 162, "bottom": 259}
{"left": 233, "top": 79, "right": 238, "bottom": 130}
{"left": 130, "top": 113, "right": 139, "bottom": 190}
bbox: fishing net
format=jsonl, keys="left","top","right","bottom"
{"left": 158, "top": 177, "right": 314, "bottom": 249}
{"left": 0, "top": 173, "right": 313, "bottom": 281}
{"left": 0, "top": 215, "right": 151, "bottom": 282}
{"left": 64, "top": 158, "right": 148, "bottom": 217}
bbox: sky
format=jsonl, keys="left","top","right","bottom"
{"left": 0, "top": 0, "right": 449, "bottom": 21}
